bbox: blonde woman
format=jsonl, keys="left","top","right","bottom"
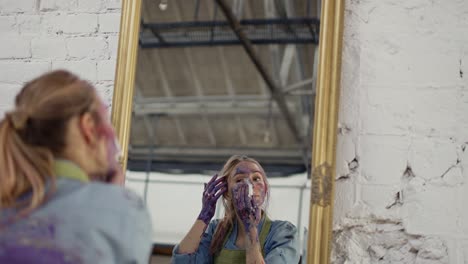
{"left": 0, "top": 70, "right": 152, "bottom": 263}
{"left": 172, "top": 155, "right": 299, "bottom": 263}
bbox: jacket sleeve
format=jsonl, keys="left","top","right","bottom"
{"left": 112, "top": 188, "right": 154, "bottom": 264}
{"left": 171, "top": 220, "right": 219, "bottom": 264}
{"left": 264, "top": 221, "right": 300, "bottom": 264}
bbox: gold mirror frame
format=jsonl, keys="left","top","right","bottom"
{"left": 111, "top": 0, "right": 344, "bottom": 263}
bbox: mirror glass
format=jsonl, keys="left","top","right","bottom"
{"left": 123, "top": 0, "right": 320, "bottom": 262}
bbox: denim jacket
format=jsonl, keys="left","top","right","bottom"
{"left": 0, "top": 160, "right": 153, "bottom": 264}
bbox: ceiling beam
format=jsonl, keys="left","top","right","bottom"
{"left": 133, "top": 100, "right": 292, "bottom": 116}
{"left": 215, "top": 0, "right": 302, "bottom": 144}
{"left": 173, "top": 0, "right": 217, "bottom": 147}
{"left": 136, "top": 94, "right": 274, "bottom": 104}
{"left": 217, "top": 47, "right": 248, "bottom": 145}
{"left": 134, "top": 83, "right": 157, "bottom": 145}
{"left": 150, "top": 51, "right": 187, "bottom": 145}
{"left": 129, "top": 146, "right": 304, "bottom": 163}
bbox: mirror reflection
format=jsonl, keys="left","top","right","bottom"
{"left": 124, "top": 0, "right": 320, "bottom": 263}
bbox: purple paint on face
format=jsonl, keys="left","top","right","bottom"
{"left": 232, "top": 162, "right": 267, "bottom": 208}
{"left": 235, "top": 166, "right": 250, "bottom": 175}
{"left": 96, "top": 103, "right": 122, "bottom": 182}
{"left": 104, "top": 136, "right": 121, "bottom": 180}
{"left": 232, "top": 182, "right": 261, "bottom": 232}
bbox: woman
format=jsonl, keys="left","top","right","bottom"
{"left": 0, "top": 70, "right": 152, "bottom": 263}
{"left": 172, "top": 155, "right": 299, "bottom": 263}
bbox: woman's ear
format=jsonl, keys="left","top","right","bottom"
{"left": 78, "top": 112, "right": 98, "bottom": 146}
{"left": 223, "top": 189, "right": 231, "bottom": 199}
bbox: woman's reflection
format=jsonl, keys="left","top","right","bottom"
{"left": 172, "top": 155, "right": 299, "bottom": 263}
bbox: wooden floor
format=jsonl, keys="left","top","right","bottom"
{"left": 150, "top": 255, "right": 171, "bottom": 264}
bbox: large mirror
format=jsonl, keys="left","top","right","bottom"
{"left": 111, "top": 0, "right": 344, "bottom": 263}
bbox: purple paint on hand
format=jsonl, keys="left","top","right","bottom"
{"left": 232, "top": 181, "right": 261, "bottom": 232}
{"left": 198, "top": 174, "right": 227, "bottom": 225}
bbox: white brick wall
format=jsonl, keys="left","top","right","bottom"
{"left": 98, "top": 13, "right": 121, "bottom": 33}
{"left": 0, "top": 61, "right": 51, "bottom": 84}
{"left": 0, "top": 0, "right": 121, "bottom": 110}
{"left": 52, "top": 60, "right": 97, "bottom": 82}
{"left": 0, "top": 84, "right": 23, "bottom": 119}
{"left": 0, "top": 35, "right": 31, "bottom": 59}
{"left": 0, "top": 0, "right": 36, "bottom": 13}
{"left": 0, "top": 16, "right": 15, "bottom": 33}
{"left": 66, "top": 36, "right": 109, "bottom": 59}
{"left": 97, "top": 60, "right": 117, "bottom": 81}
{"left": 32, "top": 37, "right": 68, "bottom": 59}
{"left": 336, "top": 0, "right": 468, "bottom": 262}
{"left": 44, "top": 13, "right": 98, "bottom": 34}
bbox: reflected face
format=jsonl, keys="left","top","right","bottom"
{"left": 229, "top": 161, "right": 267, "bottom": 206}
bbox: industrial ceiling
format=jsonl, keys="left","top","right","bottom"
{"left": 128, "top": 0, "right": 319, "bottom": 176}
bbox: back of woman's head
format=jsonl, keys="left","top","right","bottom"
{"left": 0, "top": 70, "right": 98, "bottom": 215}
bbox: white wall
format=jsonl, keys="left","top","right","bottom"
{"left": 1, "top": 0, "right": 467, "bottom": 263}
{"left": 125, "top": 171, "right": 311, "bottom": 253}
{"left": 0, "top": 0, "right": 121, "bottom": 114}
{"left": 335, "top": 0, "right": 468, "bottom": 263}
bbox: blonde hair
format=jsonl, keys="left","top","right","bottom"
{"left": 210, "top": 155, "right": 270, "bottom": 255}
{"left": 0, "top": 70, "right": 99, "bottom": 217}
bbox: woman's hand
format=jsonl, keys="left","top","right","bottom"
{"left": 197, "top": 174, "right": 227, "bottom": 225}
{"left": 106, "top": 166, "right": 125, "bottom": 185}
{"left": 232, "top": 181, "right": 261, "bottom": 232}
{"left": 179, "top": 174, "right": 225, "bottom": 254}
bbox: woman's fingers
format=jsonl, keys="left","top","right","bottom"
{"left": 205, "top": 173, "right": 218, "bottom": 188}
{"left": 241, "top": 184, "right": 249, "bottom": 210}
{"left": 212, "top": 181, "right": 227, "bottom": 194}
{"left": 206, "top": 174, "right": 224, "bottom": 193}
{"left": 206, "top": 182, "right": 227, "bottom": 202}
{"left": 213, "top": 176, "right": 226, "bottom": 187}
{"left": 207, "top": 182, "right": 225, "bottom": 196}
{"left": 243, "top": 185, "right": 251, "bottom": 209}
{"left": 213, "top": 186, "right": 227, "bottom": 200}
{"left": 213, "top": 176, "right": 226, "bottom": 185}
{"left": 232, "top": 184, "right": 243, "bottom": 210}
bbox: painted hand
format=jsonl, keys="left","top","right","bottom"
{"left": 198, "top": 174, "right": 227, "bottom": 225}
{"left": 105, "top": 165, "right": 125, "bottom": 186}
{"left": 232, "top": 181, "right": 262, "bottom": 231}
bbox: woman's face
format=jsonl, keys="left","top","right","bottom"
{"left": 89, "top": 100, "right": 122, "bottom": 182}
{"left": 228, "top": 161, "right": 267, "bottom": 206}
{"left": 99, "top": 106, "right": 120, "bottom": 167}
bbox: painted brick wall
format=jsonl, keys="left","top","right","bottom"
{"left": 0, "top": 0, "right": 121, "bottom": 117}
{"left": 334, "top": 0, "right": 468, "bottom": 263}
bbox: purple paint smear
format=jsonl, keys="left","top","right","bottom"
{"left": 232, "top": 164, "right": 267, "bottom": 208}
{"left": 0, "top": 217, "right": 82, "bottom": 264}
{"left": 0, "top": 244, "right": 80, "bottom": 264}
{"left": 198, "top": 174, "right": 227, "bottom": 225}
{"left": 97, "top": 103, "right": 123, "bottom": 184}
{"left": 232, "top": 182, "right": 261, "bottom": 232}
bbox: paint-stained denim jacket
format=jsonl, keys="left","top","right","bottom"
{"left": 171, "top": 217, "right": 300, "bottom": 264}
{"left": 0, "top": 160, "right": 153, "bottom": 264}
